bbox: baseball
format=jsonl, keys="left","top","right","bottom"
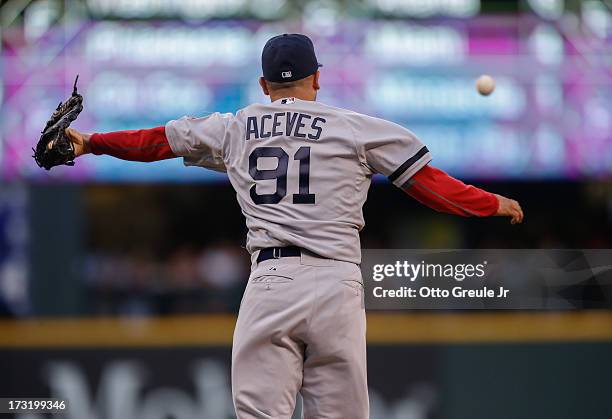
{"left": 476, "top": 74, "right": 495, "bottom": 96}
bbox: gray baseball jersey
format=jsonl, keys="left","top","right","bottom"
{"left": 165, "top": 98, "right": 431, "bottom": 264}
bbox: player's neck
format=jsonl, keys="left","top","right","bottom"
{"left": 269, "top": 89, "right": 316, "bottom": 103}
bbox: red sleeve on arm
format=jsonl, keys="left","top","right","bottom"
{"left": 404, "top": 165, "right": 499, "bottom": 217}
{"left": 89, "top": 126, "right": 176, "bottom": 162}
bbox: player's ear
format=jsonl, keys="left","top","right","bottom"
{"left": 259, "top": 77, "right": 270, "bottom": 96}
{"left": 312, "top": 71, "right": 320, "bottom": 91}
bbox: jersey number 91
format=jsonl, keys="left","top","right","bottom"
{"left": 249, "top": 146, "right": 315, "bottom": 205}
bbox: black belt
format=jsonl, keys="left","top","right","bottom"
{"left": 257, "top": 246, "right": 302, "bottom": 263}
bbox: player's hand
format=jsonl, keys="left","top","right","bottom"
{"left": 64, "top": 128, "right": 91, "bottom": 157}
{"left": 495, "top": 194, "right": 523, "bottom": 224}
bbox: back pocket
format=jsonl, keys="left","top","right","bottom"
{"left": 250, "top": 274, "right": 293, "bottom": 284}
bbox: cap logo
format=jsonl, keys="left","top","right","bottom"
{"left": 281, "top": 71, "right": 292, "bottom": 79}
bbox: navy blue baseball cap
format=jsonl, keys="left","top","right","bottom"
{"left": 261, "top": 34, "right": 322, "bottom": 83}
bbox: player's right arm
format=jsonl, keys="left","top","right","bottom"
{"left": 346, "top": 112, "right": 523, "bottom": 224}
{"left": 404, "top": 164, "right": 524, "bottom": 224}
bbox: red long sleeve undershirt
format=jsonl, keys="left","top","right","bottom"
{"left": 404, "top": 165, "right": 499, "bottom": 217}
{"left": 89, "top": 126, "right": 176, "bottom": 162}
{"left": 89, "top": 127, "right": 498, "bottom": 216}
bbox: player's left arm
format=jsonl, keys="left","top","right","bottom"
{"left": 404, "top": 164, "right": 524, "bottom": 224}
{"left": 66, "top": 113, "right": 229, "bottom": 171}
{"left": 65, "top": 127, "right": 176, "bottom": 161}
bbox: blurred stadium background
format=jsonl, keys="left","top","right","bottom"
{"left": 0, "top": 0, "right": 611, "bottom": 418}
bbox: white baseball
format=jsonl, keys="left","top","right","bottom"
{"left": 476, "top": 75, "right": 495, "bottom": 96}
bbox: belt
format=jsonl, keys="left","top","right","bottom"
{"left": 257, "top": 246, "right": 302, "bottom": 263}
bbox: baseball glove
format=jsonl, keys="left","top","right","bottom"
{"left": 33, "top": 75, "right": 83, "bottom": 170}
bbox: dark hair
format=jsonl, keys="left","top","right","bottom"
{"left": 265, "top": 74, "right": 314, "bottom": 91}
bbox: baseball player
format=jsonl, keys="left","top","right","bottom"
{"left": 65, "top": 34, "right": 523, "bottom": 419}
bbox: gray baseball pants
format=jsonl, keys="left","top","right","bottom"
{"left": 232, "top": 251, "right": 368, "bottom": 419}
